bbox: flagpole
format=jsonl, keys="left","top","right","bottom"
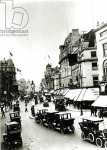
{"left": 9, "top": 51, "right": 13, "bottom": 59}
{"left": 48, "top": 54, "right": 51, "bottom": 64}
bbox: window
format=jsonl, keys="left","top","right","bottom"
{"left": 91, "top": 51, "right": 96, "bottom": 58}
{"left": 103, "top": 43, "right": 107, "bottom": 56}
{"left": 92, "top": 62, "right": 98, "bottom": 70}
{"left": 93, "top": 76, "right": 99, "bottom": 87}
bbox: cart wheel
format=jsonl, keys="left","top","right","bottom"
{"left": 96, "top": 138, "right": 103, "bottom": 148}
{"left": 81, "top": 132, "right": 85, "bottom": 140}
{"left": 88, "top": 133, "right": 95, "bottom": 143}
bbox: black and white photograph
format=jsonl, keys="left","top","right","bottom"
{"left": 1, "top": 0, "right": 107, "bottom": 149}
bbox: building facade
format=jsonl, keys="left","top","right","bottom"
{"left": 52, "top": 66, "right": 61, "bottom": 90}
{"left": 96, "top": 23, "right": 107, "bottom": 94}
{"left": 59, "top": 29, "right": 99, "bottom": 88}
{"left": 0, "top": 58, "right": 18, "bottom": 103}
{"left": 59, "top": 29, "right": 80, "bottom": 88}
{"left": 78, "top": 47, "right": 99, "bottom": 87}
{"left": 44, "top": 64, "right": 54, "bottom": 91}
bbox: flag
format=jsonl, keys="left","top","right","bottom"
{"left": 9, "top": 51, "right": 13, "bottom": 56}
{"left": 17, "top": 68, "right": 21, "bottom": 72}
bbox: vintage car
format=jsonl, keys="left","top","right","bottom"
{"left": 79, "top": 117, "right": 107, "bottom": 147}
{"left": 54, "top": 95, "right": 66, "bottom": 112}
{"left": 53, "top": 112, "right": 75, "bottom": 134}
{"left": 35, "top": 109, "right": 75, "bottom": 134}
{"left": 45, "top": 93, "right": 51, "bottom": 102}
{"left": 2, "top": 121, "right": 22, "bottom": 146}
{"left": 13, "top": 104, "right": 20, "bottom": 112}
{"left": 43, "top": 101, "right": 49, "bottom": 107}
{"left": 41, "top": 110, "right": 58, "bottom": 128}
{"left": 35, "top": 109, "right": 48, "bottom": 124}
{"left": 9, "top": 111, "right": 21, "bottom": 128}
{"left": 98, "top": 109, "right": 107, "bottom": 117}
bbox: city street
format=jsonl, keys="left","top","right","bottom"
{"left": 1, "top": 101, "right": 106, "bottom": 150}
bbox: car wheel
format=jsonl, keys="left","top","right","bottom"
{"left": 88, "top": 133, "right": 95, "bottom": 143}
{"left": 96, "top": 138, "right": 103, "bottom": 148}
{"left": 60, "top": 127, "right": 65, "bottom": 134}
{"left": 71, "top": 126, "right": 75, "bottom": 134}
{"left": 81, "top": 132, "right": 85, "bottom": 140}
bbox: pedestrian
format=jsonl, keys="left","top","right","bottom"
{"left": 31, "top": 105, "right": 35, "bottom": 116}
{"left": 100, "top": 109, "right": 103, "bottom": 119}
{"left": 91, "top": 107, "right": 94, "bottom": 116}
{"left": 2, "top": 106, "right": 5, "bottom": 118}
{"left": 94, "top": 107, "right": 97, "bottom": 116}
{"left": 25, "top": 103, "right": 28, "bottom": 112}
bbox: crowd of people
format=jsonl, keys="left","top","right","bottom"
{"left": 0, "top": 94, "right": 107, "bottom": 120}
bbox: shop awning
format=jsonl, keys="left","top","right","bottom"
{"left": 65, "top": 89, "right": 81, "bottom": 100}
{"left": 54, "top": 89, "right": 69, "bottom": 96}
{"left": 92, "top": 96, "right": 107, "bottom": 107}
{"left": 60, "top": 88, "right": 69, "bottom": 95}
{"left": 76, "top": 88, "right": 99, "bottom": 102}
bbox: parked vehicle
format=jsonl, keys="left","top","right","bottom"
{"left": 54, "top": 95, "right": 66, "bottom": 111}
{"left": 53, "top": 112, "right": 75, "bottom": 134}
{"left": 9, "top": 111, "right": 21, "bottom": 128}
{"left": 98, "top": 108, "right": 107, "bottom": 117}
{"left": 79, "top": 117, "right": 107, "bottom": 147}
{"left": 43, "top": 101, "right": 49, "bottom": 107}
{"left": 45, "top": 93, "right": 51, "bottom": 102}
{"left": 35, "top": 109, "right": 75, "bottom": 134}
{"left": 2, "top": 121, "right": 22, "bottom": 146}
{"left": 41, "top": 110, "right": 58, "bottom": 128}
{"left": 35, "top": 109, "right": 48, "bottom": 124}
{"left": 13, "top": 104, "right": 20, "bottom": 112}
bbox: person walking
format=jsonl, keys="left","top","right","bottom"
{"left": 91, "top": 107, "right": 94, "bottom": 116}
{"left": 94, "top": 107, "right": 97, "bottom": 116}
{"left": 1, "top": 106, "right": 5, "bottom": 118}
{"left": 25, "top": 103, "right": 28, "bottom": 112}
{"left": 100, "top": 109, "right": 103, "bottom": 119}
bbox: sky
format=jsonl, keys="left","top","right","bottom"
{"left": 0, "top": 0, "right": 107, "bottom": 90}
